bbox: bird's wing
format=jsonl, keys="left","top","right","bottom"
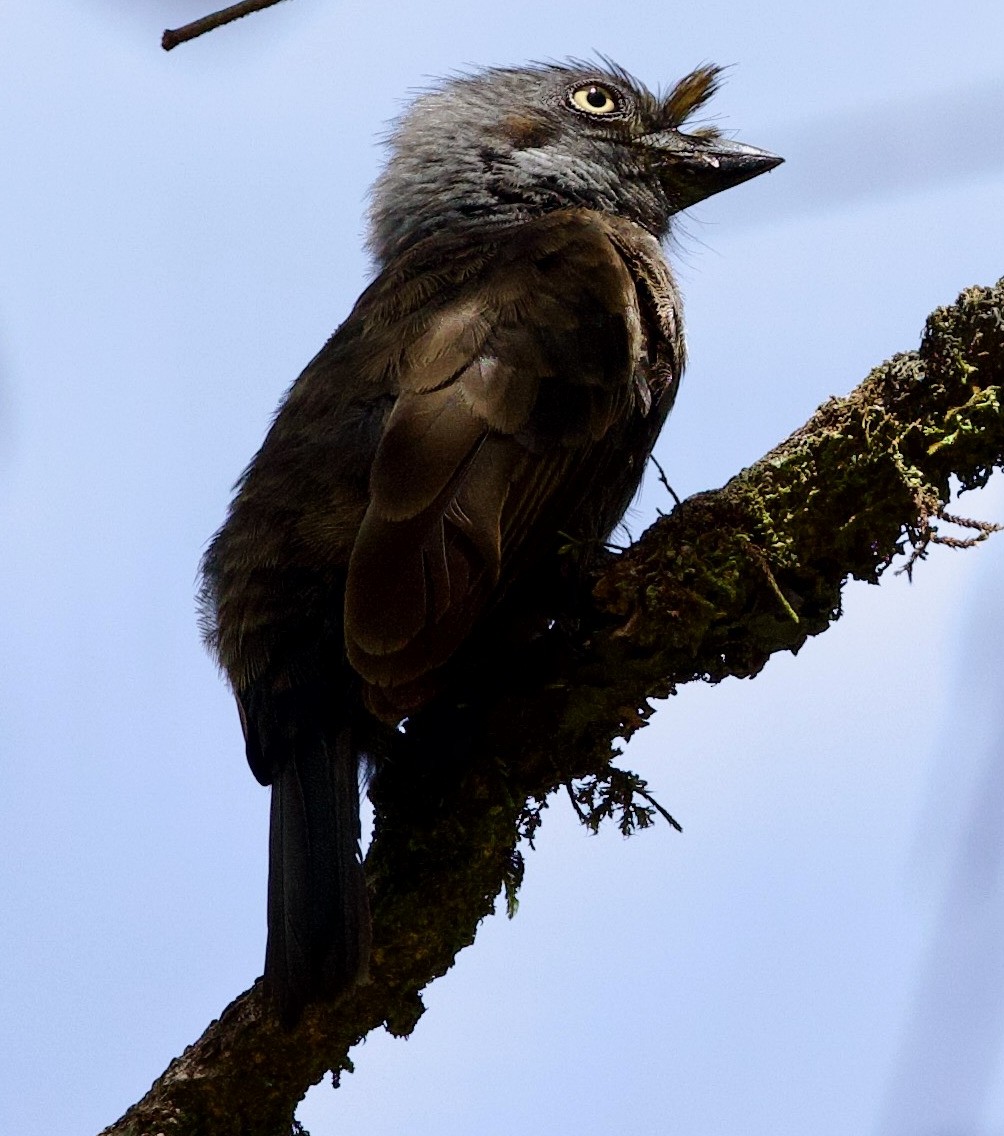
{"left": 343, "top": 212, "right": 652, "bottom": 706}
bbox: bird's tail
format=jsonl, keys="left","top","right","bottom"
{"left": 261, "top": 693, "right": 370, "bottom": 1027}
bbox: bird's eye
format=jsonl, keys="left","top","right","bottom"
{"left": 569, "top": 83, "right": 621, "bottom": 116}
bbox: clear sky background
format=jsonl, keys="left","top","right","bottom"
{"left": 2, "top": 3, "right": 1004, "bottom": 1134}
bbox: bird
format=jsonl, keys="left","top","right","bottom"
{"left": 199, "top": 59, "right": 781, "bottom": 1026}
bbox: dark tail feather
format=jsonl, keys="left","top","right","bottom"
{"left": 263, "top": 706, "right": 370, "bottom": 1028}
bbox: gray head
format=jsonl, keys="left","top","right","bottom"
{"left": 368, "top": 60, "right": 781, "bottom": 265}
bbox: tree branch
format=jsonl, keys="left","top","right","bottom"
{"left": 100, "top": 278, "right": 1004, "bottom": 1136}
{"left": 162, "top": 0, "right": 290, "bottom": 51}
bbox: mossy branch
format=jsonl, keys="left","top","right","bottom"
{"left": 101, "top": 279, "right": 1004, "bottom": 1136}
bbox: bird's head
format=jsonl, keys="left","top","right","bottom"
{"left": 368, "top": 60, "right": 781, "bottom": 264}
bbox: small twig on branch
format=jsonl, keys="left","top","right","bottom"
{"left": 896, "top": 508, "right": 1002, "bottom": 577}
{"left": 162, "top": 0, "right": 290, "bottom": 51}
{"left": 634, "top": 785, "right": 684, "bottom": 832}
{"left": 565, "top": 781, "right": 589, "bottom": 823}
{"left": 936, "top": 510, "right": 1003, "bottom": 546}
{"left": 649, "top": 453, "right": 683, "bottom": 509}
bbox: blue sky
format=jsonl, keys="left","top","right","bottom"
{"left": 2, "top": 3, "right": 1004, "bottom": 1133}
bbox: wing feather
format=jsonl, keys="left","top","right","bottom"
{"left": 343, "top": 213, "right": 656, "bottom": 706}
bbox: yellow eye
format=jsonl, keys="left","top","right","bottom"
{"left": 569, "top": 83, "right": 620, "bottom": 115}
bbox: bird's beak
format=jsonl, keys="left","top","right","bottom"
{"left": 639, "top": 131, "right": 783, "bottom": 212}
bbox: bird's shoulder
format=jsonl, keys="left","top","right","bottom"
{"left": 277, "top": 210, "right": 682, "bottom": 430}
{"left": 359, "top": 208, "right": 675, "bottom": 324}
